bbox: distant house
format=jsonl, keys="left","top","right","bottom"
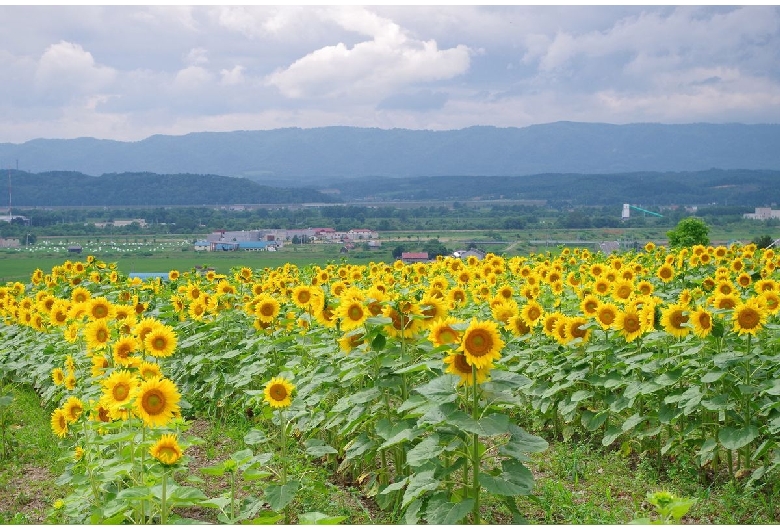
{"left": 401, "top": 252, "right": 430, "bottom": 264}
{"left": 744, "top": 207, "right": 780, "bottom": 220}
{"left": 237, "top": 241, "right": 278, "bottom": 251}
{"left": 0, "top": 238, "right": 20, "bottom": 248}
{"left": 452, "top": 249, "right": 486, "bottom": 260}
{"left": 348, "top": 229, "right": 378, "bottom": 240}
{"left": 212, "top": 242, "right": 239, "bottom": 251}
{"left": 194, "top": 240, "right": 209, "bottom": 251}
{"left": 68, "top": 245, "right": 82, "bottom": 254}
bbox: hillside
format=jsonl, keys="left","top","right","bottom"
{"left": 2, "top": 171, "right": 333, "bottom": 207}
{"left": 1, "top": 123, "right": 779, "bottom": 182}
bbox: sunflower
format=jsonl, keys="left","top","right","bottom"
{"left": 595, "top": 302, "right": 619, "bottom": 330}
{"left": 168, "top": 270, "right": 180, "bottom": 281}
{"left": 520, "top": 300, "right": 545, "bottom": 327}
{"left": 448, "top": 287, "right": 468, "bottom": 307}
{"left": 264, "top": 377, "right": 295, "bottom": 409}
{"left": 188, "top": 300, "right": 207, "bottom": 321}
{"left": 732, "top": 299, "right": 766, "bottom": 336}
{"left": 759, "top": 291, "right": 780, "bottom": 315}
{"left": 255, "top": 295, "right": 281, "bottom": 324}
{"left": 51, "top": 408, "right": 68, "bottom": 438}
{"left": 712, "top": 294, "right": 738, "bottom": 310}
{"left": 506, "top": 315, "right": 531, "bottom": 337}
{"left": 73, "top": 446, "right": 84, "bottom": 462}
{"left": 336, "top": 299, "right": 369, "bottom": 331}
{"left": 419, "top": 295, "right": 448, "bottom": 327}
{"left": 134, "top": 317, "right": 160, "bottom": 344}
{"left": 91, "top": 355, "right": 110, "bottom": 378}
{"left": 62, "top": 396, "right": 85, "bottom": 423}
{"left": 138, "top": 361, "right": 163, "bottom": 381}
{"left": 49, "top": 301, "right": 70, "bottom": 327}
{"left": 100, "top": 370, "right": 138, "bottom": 411}
{"left": 52, "top": 367, "right": 65, "bottom": 386}
{"left": 88, "top": 297, "right": 115, "bottom": 321}
{"left": 657, "top": 264, "right": 675, "bottom": 283}
{"left": 612, "top": 279, "right": 634, "bottom": 302}
{"left": 580, "top": 295, "right": 600, "bottom": 317}
{"left": 593, "top": 278, "right": 611, "bottom": 296}
{"left": 615, "top": 308, "right": 645, "bottom": 343}
{"left": 661, "top": 303, "right": 690, "bottom": 339}
{"left": 565, "top": 316, "right": 591, "bottom": 344}
{"left": 64, "top": 372, "right": 77, "bottom": 391}
{"left": 382, "top": 303, "right": 421, "bottom": 339}
{"left": 84, "top": 319, "right": 112, "bottom": 351}
{"left": 150, "top": 433, "right": 183, "bottom": 465}
{"left": 458, "top": 319, "right": 504, "bottom": 369}
{"left": 428, "top": 317, "right": 463, "bottom": 347}
{"left": 689, "top": 306, "right": 714, "bottom": 338}
{"left": 444, "top": 351, "right": 490, "bottom": 386}
{"left": 113, "top": 336, "right": 138, "bottom": 366}
{"left": 133, "top": 377, "right": 181, "bottom": 427}
{"left": 144, "top": 325, "right": 177, "bottom": 358}
{"left": 338, "top": 331, "right": 365, "bottom": 353}
{"left": 490, "top": 299, "right": 518, "bottom": 325}
{"left": 71, "top": 286, "right": 91, "bottom": 305}
{"left": 291, "top": 285, "right": 318, "bottom": 309}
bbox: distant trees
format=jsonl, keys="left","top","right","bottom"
{"left": 667, "top": 217, "right": 710, "bottom": 247}
{"left": 752, "top": 234, "right": 775, "bottom": 249}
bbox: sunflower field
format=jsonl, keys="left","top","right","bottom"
{"left": 1, "top": 242, "right": 779, "bottom": 524}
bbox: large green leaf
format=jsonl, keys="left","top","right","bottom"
{"left": 298, "top": 512, "right": 348, "bottom": 525}
{"left": 264, "top": 480, "right": 300, "bottom": 512}
{"left": 426, "top": 498, "right": 474, "bottom": 525}
{"left": 402, "top": 470, "right": 440, "bottom": 508}
{"left": 407, "top": 434, "right": 442, "bottom": 468}
{"left": 304, "top": 438, "right": 338, "bottom": 458}
{"left": 719, "top": 425, "right": 759, "bottom": 451}
{"left": 479, "top": 472, "right": 528, "bottom": 496}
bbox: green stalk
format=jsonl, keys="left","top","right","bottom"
{"left": 744, "top": 334, "right": 752, "bottom": 468}
{"left": 161, "top": 469, "right": 168, "bottom": 525}
{"left": 471, "top": 366, "right": 480, "bottom": 525}
{"left": 280, "top": 408, "right": 290, "bottom": 524}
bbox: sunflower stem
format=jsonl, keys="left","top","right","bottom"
{"left": 280, "top": 408, "right": 290, "bottom": 524}
{"left": 161, "top": 469, "right": 168, "bottom": 525}
{"left": 471, "top": 365, "right": 480, "bottom": 524}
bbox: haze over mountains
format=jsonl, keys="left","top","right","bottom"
{"left": 1, "top": 122, "right": 779, "bottom": 185}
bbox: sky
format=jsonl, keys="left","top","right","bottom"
{"left": 1, "top": 4, "right": 779, "bottom": 144}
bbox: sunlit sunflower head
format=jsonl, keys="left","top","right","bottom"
{"left": 419, "top": 295, "right": 448, "bottom": 327}
{"left": 255, "top": 295, "right": 281, "bottom": 324}
{"left": 49, "top": 302, "right": 71, "bottom": 327}
{"left": 690, "top": 306, "right": 714, "bottom": 338}
{"left": 64, "top": 372, "right": 77, "bottom": 391}
{"left": 758, "top": 291, "right": 780, "bottom": 315}
{"left": 150, "top": 433, "right": 183, "bottom": 466}
{"left": 732, "top": 298, "right": 767, "bottom": 336}
{"left": 51, "top": 367, "right": 66, "bottom": 386}
{"left": 112, "top": 336, "right": 138, "bottom": 366}
{"left": 134, "top": 317, "right": 162, "bottom": 344}
{"left": 542, "top": 312, "right": 562, "bottom": 338}
{"left": 144, "top": 324, "right": 177, "bottom": 358}
{"left": 490, "top": 299, "right": 518, "bottom": 324}
{"left": 100, "top": 369, "right": 138, "bottom": 411}
{"left": 444, "top": 351, "right": 490, "bottom": 386}
{"left": 137, "top": 361, "right": 163, "bottom": 381}
{"left": 520, "top": 300, "right": 545, "bottom": 327}
{"left": 458, "top": 319, "right": 504, "bottom": 370}
{"left": 51, "top": 408, "right": 69, "bottom": 438}
{"left": 71, "top": 286, "right": 91, "bottom": 305}
{"left": 447, "top": 287, "right": 468, "bottom": 308}
{"left": 91, "top": 355, "right": 110, "bottom": 378}
{"left": 612, "top": 279, "right": 634, "bottom": 302}
{"left": 84, "top": 319, "right": 112, "bottom": 351}
{"left": 133, "top": 376, "right": 181, "bottom": 428}
{"left": 506, "top": 315, "right": 532, "bottom": 337}
{"left": 62, "top": 396, "right": 85, "bottom": 424}
{"left": 656, "top": 264, "right": 675, "bottom": 283}
{"left": 565, "top": 316, "right": 591, "bottom": 345}
{"left": 336, "top": 298, "right": 369, "bottom": 331}
{"left": 188, "top": 299, "right": 208, "bottom": 321}
{"left": 382, "top": 303, "right": 422, "bottom": 339}
{"left": 615, "top": 308, "right": 645, "bottom": 343}
{"left": 264, "top": 376, "right": 295, "bottom": 409}
{"left": 580, "top": 295, "right": 600, "bottom": 317}
{"left": 168, "top": 270, "right": 180, "bottom": 281}
{"left": 595, "top": 302, "right": 619, "bottom": 330}
{"left": 713, "top": 294, "right": 738, "bottom": 310}
{"left": 661, "top": 303, "right": 690, "bottom": 339}
{"left": 88, "top": 297, "right": 115, "bottom": 321}
{"left": 428, "top": 317, "right": 463, "bottom": 347}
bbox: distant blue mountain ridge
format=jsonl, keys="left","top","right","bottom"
{"left": 0, "top": 122, "right": 778, "bottom": 183}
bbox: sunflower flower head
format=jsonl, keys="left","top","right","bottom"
{"left": 457, "top": 319, "right": 505, "bottom": 370}
{"left": 150, "top": 433, "right": 183, "bottom": 465}
{"left": 264, "top": 376, "right": 295, "bottom": 409}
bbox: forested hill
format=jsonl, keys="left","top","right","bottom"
{"left": 4, "top": 171, "right": 334, "bottom": 207}
{"left": 1, "top": 122, "right": 780, "bottom": 181}
{"left": 326, "top": 169, "right": 780, "bottom": 207}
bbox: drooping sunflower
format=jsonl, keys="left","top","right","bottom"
{"left": 444, "top": 351, "right": 490, "bottom": 386}
{"left": 338, "top": 330, "right": 366, "bottom": 353}
{"left": 150, "top": 433, "right": 183, "bottom": 465}
{"left": 144, "top": 324, "right": 177, "bottom": 358}
{"left": 100, "top": 369, "right": 138, "bottom": 411}
{"left": 62, "top": 396, "right": 85, "bottom": 423}
{"left": 732, "top": 298, "right": 767, "bottom": 336}
{"left": 51, "top": 408, "right": 69, "bottom": 438}
{"left": 264, "top": 377, "right": 295, "bottom": 409}
{"left": 458, "top": 319, "right": 505, "bottom": 369}
{"left": 133, "top": 377, "right": 181, "bottom": 427}
{"left": 661, "top": 303, "right": 690, "bottom": 339}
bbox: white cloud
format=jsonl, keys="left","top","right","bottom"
{"left": 220, "top": 65, "right": 245, "bottom": 86}
{"left": 185, "top": 47, "right": 209, "bottom": 66}
{"left": 34, "top": 41, "right": 116, "bottom": 102}
{"left": 266, "top": 7, "right": 471, "bottom": 99}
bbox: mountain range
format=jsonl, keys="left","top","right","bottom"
{"left": 1, "top": 122, "right": 779, "bottom": 184}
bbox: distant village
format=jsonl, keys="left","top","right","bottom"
{"left": 194, "top": 227, "right": 381, "bottom": 252}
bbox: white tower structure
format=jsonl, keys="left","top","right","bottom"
{"left": 621, "top": 203, "right": 630, "bottom": 220}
